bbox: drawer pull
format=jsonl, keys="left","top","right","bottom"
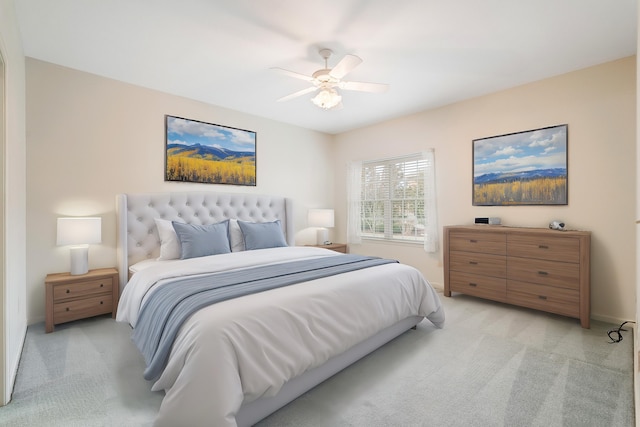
{"left": 469, "top": 261, "right": 478, "bottom": 265}
{"left": 469, "top": 239, "right": 477, "bottom": 243}
{"left": 538, "top": 271, "right": 548, "bottom": 276}
{"left": 469, "top": 283, "right": 478, "bottom": 287}
{"left": 538, "top": 245, "right": 549, "bottom": 249}
{"left": 100, "top": 301, "right": 104, "bottom": 305}
{"left": 100, "top": 283, "right": 104, "bottom": 288}
{"left": 66, "top": 289, "right": 70, "bottom": 294}
{"left": 66, "top": 307, "right": 70, "bottom": 311}
{"left": 538, "top": 295, "right": 548, "bottom": 300}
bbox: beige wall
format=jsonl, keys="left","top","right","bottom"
{"left": 334, "top": 56, "right": 636, "bottom": 324}
{"left": 25, "top": 59, "right": 335, "bottom": 324}
{"left": 0, "top": 0, "right": 27, "bottom": 404}
{"left": 24, "top": 56, "right": 637, "bottom": 326}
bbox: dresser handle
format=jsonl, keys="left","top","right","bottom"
{"left": 539, "top": 245, "right": 549, "bottom": 249}
{"left": 469, "top": 283, "right": 478, "bottom": 287}
{"left": 538, "top": 271, "right": 548, "bottom": 275}
{"left": 66, "top": 289, "right": 70, "bottom": 294}
{"left": 100, "top": 283, "right": 104, "bottom": 287}
{"left": 469, "top": 261, "right": 478, "bottom": 265}
{"left": 469, "top": 239, "right": 477, "bottom": 243}
{"left": 66, "top": 307, "right": 70, "bottom": 311}
{"left": 538, "top": 295, "right": 548, "bottom": 300}
{"left": 100, "top": 301, "right": 104, "bottom": 305}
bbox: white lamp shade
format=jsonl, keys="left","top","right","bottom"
{"left": 57, "top": 217, "right": 101, "bottom": 275}
{"left": 308, "top": 209, "right": 334, "bottom": 245}
{"left": 57, "top": 217, "right": 102, "bottom": 246}
{"left": 307, "top": 209, "right": 335, "bottom": 228}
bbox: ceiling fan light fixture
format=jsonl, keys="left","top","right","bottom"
{"left": 311, "top": 88, "right": 342, "bottom": 110}
{"left": 275, "top": 48, "right": 386, "bottom": 109}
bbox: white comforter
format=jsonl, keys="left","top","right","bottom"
{"left": 117, "top": 246, "right": 444, "bottom": 427}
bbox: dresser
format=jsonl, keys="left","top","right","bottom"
{"left": 45, "top": 267, "right": 119, "bottom": 333}
{"left": 443, "top": 225, "right": 591, "bottom": 328}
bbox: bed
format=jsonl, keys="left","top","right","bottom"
{"left": 115, "top": 191, "right": 444, "bottom": 427}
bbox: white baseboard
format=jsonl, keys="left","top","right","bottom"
{"left": 590, "top": 313, "right": 633, "bottom": 326}
{"left": 634, "top": 324, "right": 639, "bottom": 427}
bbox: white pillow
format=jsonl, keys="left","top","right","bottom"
{"left": 129, "top": 258, "right": 172, "bottom": 274}
{"left": 229, "top": 219, "right": 245, "bottom": 252}
{"left": 154, "top": 218, "right": 184, "bottom": 260}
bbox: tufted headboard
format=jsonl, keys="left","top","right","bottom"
{"left": 116, "top": 192, "right": 295, "bottom": 288}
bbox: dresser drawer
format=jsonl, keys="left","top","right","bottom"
{"left": 507, "top": 280, "right": 579, "bottom": 318}
{"left": 450, "top": 251, "right": 506, "bottom": 277}
{"left": 449, "top": 231, "right": 506, "bottom": 255}
{"left": 508, "top": 234, "right": 580, "bottom": 263}
{"left": 507, "top": 257, "right": 579, "bottom": 289}
{"left": 53, "top": 278, "right": 113, "bottom": 301}
{"left": 450, "top": 271, "right": 506, "bottom": 301}
{"left": 54, "top": 294, "right": 113, "bottom": 324}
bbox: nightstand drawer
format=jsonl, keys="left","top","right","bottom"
{"left": 54, "top": 294, "right": 113, "bottom": 324}
{"left": 53, "top": 278, "right": 113, "bottom": 301}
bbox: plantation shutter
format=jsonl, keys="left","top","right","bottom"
{"left": 351, "top": 151, "right": 437, "bottom": 251}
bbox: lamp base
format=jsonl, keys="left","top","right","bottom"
{"left": 69, "top": 245, "right": 89, "bottom": 275}
{"left": 316, "top": 228, "right": 329, "bottom": 245}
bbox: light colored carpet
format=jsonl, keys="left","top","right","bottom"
{"left": 0, "top": 292, "right": 634, "bottom": 426}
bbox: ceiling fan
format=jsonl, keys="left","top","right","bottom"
{"left": 273, "top": 48, "right": 389, "bottom": 110}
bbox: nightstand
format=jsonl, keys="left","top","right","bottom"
{"left": 45, "top": 267, "right": 119, "bottom": 333}
{"left": 309, "top": 243, "right": 348, "bottom": 253}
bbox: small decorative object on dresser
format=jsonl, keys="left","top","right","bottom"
{"left": 443, "top": 225, "right": 590, "bottom": 328}
{"left": 307, "top": 243, "right": 347, "bottom": 253}
{"left": 45, "top": 267, "right": 119, "bottom": 333}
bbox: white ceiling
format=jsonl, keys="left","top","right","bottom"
{"left": 14, "top": 0, "right": 638, "bottom": 134}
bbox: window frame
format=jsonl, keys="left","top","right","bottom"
{"left": 347, "top": 150, "right": 437, "bottom": 252}
{"left": 360, "top": 153, "right": 428, "bottom": 244}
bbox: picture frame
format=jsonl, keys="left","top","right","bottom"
{"left": 473, "top": 124, "right": 568, "bottom": 206}
{"left": 165, "top": 115, "right": 256, "bottom": 186}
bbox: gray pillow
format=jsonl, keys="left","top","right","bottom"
{"left": 238, "top": 220, "right": 288, "bottom": 250}
{"left": 172, "top": 220, "right": 231, "bottom": 259}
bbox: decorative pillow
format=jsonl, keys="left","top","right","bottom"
{"left": 229, "top": 219, "right": 245, "bottom": 252}
{"left": 172, "top": 220, "right": 231, "bottom": 259}
{"left": 238, "top": 220, "right": 288, "bottom": 250}
{"left": 155, "top": 218, "right": 184, "bottom": 260}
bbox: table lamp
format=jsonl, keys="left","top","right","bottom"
{"left": 57, "top": 217, "right": 102, "bottom": 275}
{"left": 308, "top": 209, "right": 334, "bottom": 245}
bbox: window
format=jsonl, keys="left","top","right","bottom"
{"left": 348, "top": 151, "right": 438, "bottom": 252}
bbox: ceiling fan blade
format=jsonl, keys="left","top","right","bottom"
{"left": 339, "top": 81, "right": 389, "bottom": 93}
{"left": 277, "top": 86, "right": 318, "bottom": 102}
{"left": 329, "top": 54, "right": 362, "bottom": 79}
{"left": 271, "top": 67, "right": 315, "bottom": 82}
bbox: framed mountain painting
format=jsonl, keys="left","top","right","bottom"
{"left": 165, "top": 115, "right": 256, "bottom": 186}
{"left": 472, "top": 124, "right": 568, "bottom": 206}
